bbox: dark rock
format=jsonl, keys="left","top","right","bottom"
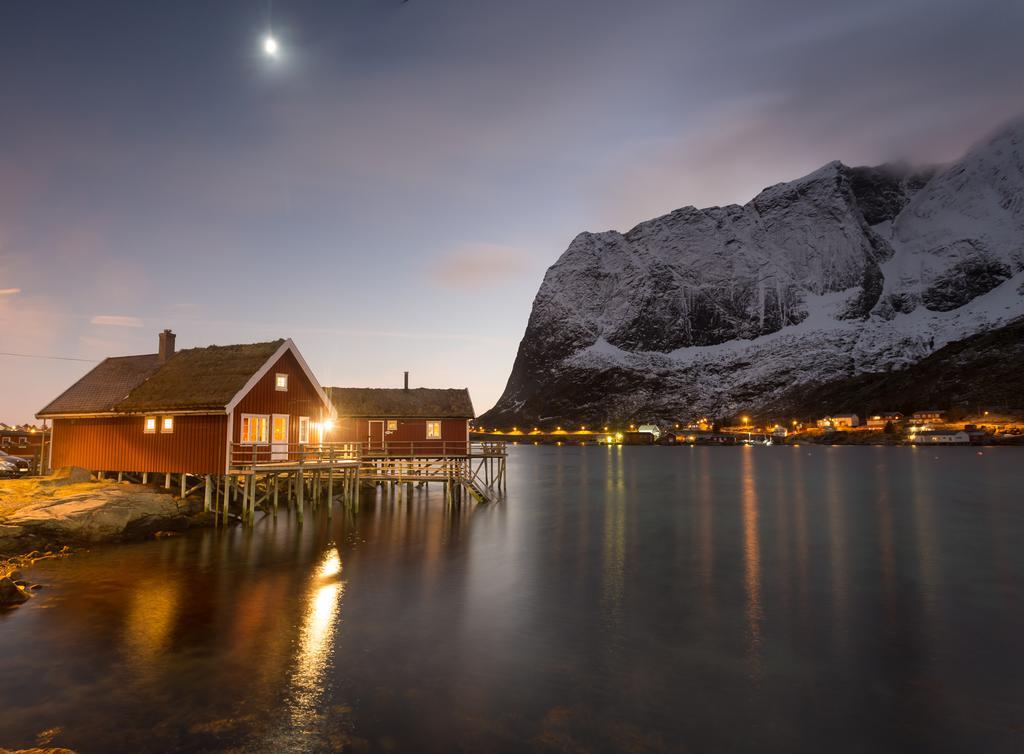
{"left": 922, "top": 249, "right": 1012, "bottom": 311}
{"left": 0, "top": 576, "right": 30, "bottom": 605}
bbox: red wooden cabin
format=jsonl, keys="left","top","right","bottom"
{"left": 36, "top": 330, "right": 331, "bottom": 476}
{"left": 326, "top": 376, "right": 474, "bottom": 455}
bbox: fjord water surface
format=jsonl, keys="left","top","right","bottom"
{"left": 1, "top": 446, "right": 1022, "bottom": 753}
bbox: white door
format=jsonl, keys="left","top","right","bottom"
{"left": 272, "top": 414, "right": 289, "bottom": 461}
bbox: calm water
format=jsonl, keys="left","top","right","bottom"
{"left": 1, "top": 446, "right": 1023, "bottom": 753}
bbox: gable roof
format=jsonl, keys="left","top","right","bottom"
{"left": 37, "top": 354, "right": 162, "bottom": 416}
{"left": 38, "top": 339, "right": 330, "bottom": 417}
{"left": 326, "top": 387, "right": 475, "bottom": 419}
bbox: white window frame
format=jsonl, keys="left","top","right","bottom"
{"left": 161, "top": 416, "right": 174, "bottom": 434}
{"left": 298, "top": 416, "right": 310, "bottom": 444}
{"left": 275, "top": 373, "right": 288, "bottom": 392}
{"left": 426, "top": 420, "right": 442, "bottom": 439}
{"left": 144, "top": 416, "right": 157, "bottom": 434}
{"left": 240, "top": 413, "right": 270, "bottom": 444}
{"left": 386, "top": 419, "right": 398, "bottom": 432}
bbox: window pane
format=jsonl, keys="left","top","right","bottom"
{"left": 273, "top": 416, "right": 287, "bottom": 442}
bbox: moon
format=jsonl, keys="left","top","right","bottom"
{"left": 262, "top": 34, "right": 280, "bottom": 59}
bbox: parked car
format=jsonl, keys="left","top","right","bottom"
{"left": 0, "top": 450, "right": 30, "bottom": 478}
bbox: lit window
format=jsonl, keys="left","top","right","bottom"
{"left": 426, "top": 420, "right": 442, "bottom": 439}
{"left": 386, "top": 420, "right": 398, "bottom": 432}
{"left": 144, "top": 416, "right": 157, "bottom": 434}
{"left": 275, "top": 373, "right": 288, "bottom": 391}
{"left": 241, "top": 414, "right": 269, "bottom": 444}
{"left": 161, "top": 416, "right": 174, "bottom": 433}
{"left": 298, "top": 416, "right": 310, "bottom": 444}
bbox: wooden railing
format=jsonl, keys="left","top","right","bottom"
{"left": 228, "top": 440, "right": 507, "bottom": 470}
{"left": 229, "top": 442, "right": 362, "bottom": 469}
{"left": 362, "top": 440, "right": 507, "bottom": 457}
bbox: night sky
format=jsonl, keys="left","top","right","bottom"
{"left": 2, "top": 0, "right": 1023, "bottom": 423}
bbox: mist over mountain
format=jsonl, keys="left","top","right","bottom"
{"left": 481, "top": 118, "right": 1024, "bottom": 426}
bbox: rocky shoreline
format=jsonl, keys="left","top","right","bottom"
{"left": 0, "top": 468, "right": 216, "bottom": 607}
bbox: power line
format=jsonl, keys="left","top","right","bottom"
{"left": 0, "top": 352, "right": 99, "bottom": 363}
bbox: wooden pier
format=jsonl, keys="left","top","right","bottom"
{"left": 217, "top": 440, "right": 507, "bottom": 526}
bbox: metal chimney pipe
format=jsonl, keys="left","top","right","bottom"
{"left": 404, "top": 371, "right": 409, "bottom": 391}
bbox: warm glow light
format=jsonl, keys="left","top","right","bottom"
{"left": 263, "top": 34, "right": 280, "bottom": 58}
{"left": 323, "top": 419, "right": 335, "bottom": 431}
{"left": 318, "top": 550, "right": 341, "bottom": 579}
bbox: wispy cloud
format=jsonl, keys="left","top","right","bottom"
{"left": 0, "top": 288, "right": 21, "bottom": 296}
{"left": 428, "top": 243, "right": 530, "bottom": 289}
{"left": 90, "top": 315, "right": 144, "bottom": 328}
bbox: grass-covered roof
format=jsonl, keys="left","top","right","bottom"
{"left": 326, "top": 387, "right": 475, "bottom": 419}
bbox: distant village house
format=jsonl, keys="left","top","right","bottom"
{"left": 817, "top": 414, "right": 860, "bottom": 429}
{"left": 910, "top": 429, "right": 985, "bottom": 445}
{"left": 866, "top": 412, "right": 903, "bottom": 428}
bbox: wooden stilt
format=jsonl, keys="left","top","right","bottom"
{"left": 181, "top": 473, "right": 187, "bottom": 500}
{"left": 204, "top": 475, "right": 212, "bottom": 512}
{"left": 296, "top": 464, "right": 304, "bottom": 525}
{"left": 221, "top": 476, "right": 229, "bottom": 525}
{"left": 327, "top": 453, "right": 334, "bottom": 520}
{"left": 273, "top": 476, "right": 279, "bottom": 516}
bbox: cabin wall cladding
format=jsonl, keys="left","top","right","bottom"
{"left": 333, "top": 418, "right": 469, "bottom": 443}
{"left": 51, "top": 415, "right": 227, "bottom": 475}
{"left": 231, "top": 349, "right": 325, "bottom": 443}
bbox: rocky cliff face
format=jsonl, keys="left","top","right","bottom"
{"left": 481, "top": 119, "right": 1024, "bottom": 426}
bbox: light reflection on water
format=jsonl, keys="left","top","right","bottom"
{"left": 287, "top": 548, "right": 343, "bottom": 737}
{"left": 0, "top": 446, "right": 1022, "bottom": 753}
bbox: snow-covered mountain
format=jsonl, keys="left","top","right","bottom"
{"left": 481, "top": 118, "right": 1024, "bottom": 425}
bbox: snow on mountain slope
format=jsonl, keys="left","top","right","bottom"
{"left": 481, "top": 119, "right": 1024, "bottom": 425}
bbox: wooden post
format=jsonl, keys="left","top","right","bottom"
{"left": 222, "top": 476, "right": 229, "bottom": 525}
{"left": 242, "top": 475, "right": 249, "bottom": 524}
{"left": 204, "top": 475, "right": 212, "bottom": 512}
{"left": 273, "top": 475, "right": 279, "bottom": 516}
{"left": 327, "top": 448, "right": 334, "bottom": 520}
{"left": 181, "top": 473, "right": 187, "bottom": 500}
{"left": 117, "top": 471, "right": 124, "bottom": 483}
{"left": 296, "top": 463, "right": 304, "bottom": 525}
{"left": 142, "top": 471, "right": 148, "bottom": 484}
{"left": 164, "top": 472, "right": 171, "bottom": 489}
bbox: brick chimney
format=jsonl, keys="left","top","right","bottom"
{"left": 158, "top": 329, "right": 176, "bottom": 363}
{"left": 404, "top": 371, "right": 409, "bottom": 391}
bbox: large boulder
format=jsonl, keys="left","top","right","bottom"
{"left": 6, "top": 488, "right": 184, "bottom": 544}
{"left": 38, "top": 466, "right": 93, "bottom": 487}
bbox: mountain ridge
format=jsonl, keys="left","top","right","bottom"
{"left": 481, "top": 118, "right": 1024, "bottom": 425}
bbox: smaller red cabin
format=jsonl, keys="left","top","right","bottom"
{"left": 326, "top": 382, "right": 474, "bottom": 455}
